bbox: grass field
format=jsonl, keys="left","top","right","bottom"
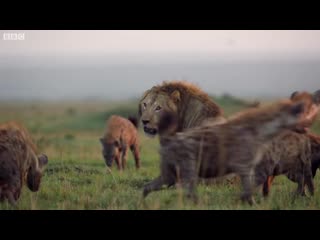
{"left": 0, "top": 96, "right": 320, "bottom": 210}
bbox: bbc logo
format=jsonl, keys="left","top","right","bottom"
{"left": 3, "top": 32, "right": 25, "bottom": 41}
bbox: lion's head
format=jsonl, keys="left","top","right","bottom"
{"left": 139, "top": 89, "right": 180, "bottom": 137}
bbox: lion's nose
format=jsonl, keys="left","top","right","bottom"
{"left": 142, "top": 120, "right": 150, "bottom": 125}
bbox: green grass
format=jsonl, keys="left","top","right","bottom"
{"left": 0, "top": 97, "right": 320, "bottom": 210}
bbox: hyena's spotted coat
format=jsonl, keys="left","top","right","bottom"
{"left": 143, "top": 100, "right": 306, "bottom": 205}
{"left": 0, "top": 122, "right": 48, "bottom": 206}
{"left": 100, "top": 115, "right": 140, "bottom": 171}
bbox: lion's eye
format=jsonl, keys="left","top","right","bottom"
{"left": 155, "top": 106, "right": 162, "bottom": 111}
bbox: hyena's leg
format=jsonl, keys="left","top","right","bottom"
{"left": 121, "top": 145, "right": 128, "bottom": 170}
{"left": 312, "top": 164, "right": 318, "bottom": 178}
{"left": 4, "top": 190, "right": 17, "bottom": 207}
{"left": 177, "top": 162, "right": 198, "bottom": 202}
{"left": 295, "top": 171, "right": 306, "bottom": 196}
{"left": 294, "top": 160, "right": 315, "bottom": 196}
{"left": 143, "top": 165, "right": 176, "bottom": 198}
{"left": 130, "top": 144, "right": 140, "bottom": 169}
{"left": 239, "top": 171, "right": 256, "bottom": 205}
{"left": 0, "top": 184, "right": 7, "bottom": 201}
{"left": 262, "top": 176, "right": 275, "bottom": 197}
{"left": 115, "top": 155, "right": 122, "bottom": 171}
{"left": 304, "top": 164, "right": 314, "bottom": 196}
{"left": 143, "top": 176, "right": 166, "bottom": 198}
{"left": 14, "top": 188, "right": 21, "bottom": 201}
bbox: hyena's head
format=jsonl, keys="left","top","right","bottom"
{"left": 27, "top": 153, "right": 48, "bottom": 192}
{"left": 290, "top": 89, "right": 320, "bottom": 106}
{"left": 290, "top": 90, "right": 320, "bottom": 130}
{"left": 99, "top": 138, "right": 121, "bottom": 167}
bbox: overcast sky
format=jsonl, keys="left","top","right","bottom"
{"left": 0, "top": 30, "right": 320, "bottom": 100}
{"left": 1, "top": 30, "right": 320, "bottom": 57}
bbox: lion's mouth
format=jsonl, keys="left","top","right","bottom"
{"left": 143, "top": 127, "right": 157, "bottom": 136}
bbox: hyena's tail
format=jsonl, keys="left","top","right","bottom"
{"left": 158, "top": 112, "right": 178, "bottom": 136}
{"left": 128, "top": 116, "right": 139, "bottom": 128}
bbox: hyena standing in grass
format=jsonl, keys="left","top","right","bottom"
{"left": 262, "top": 89, "right": 320, "bottom": 194}
{"left": 0, "top": 122, "right": 48, "bottom": 206}
{"left": 258, "top": 132, "right": 320, "bottom": 197}
{"left": 255, "top": 130, "right": 314, "bottom": 197}
{"left": 143, "top": 100, "right": 306, "bottom": 205}
{"left": 100, "top": 115, "right": 140, "bottom": 171}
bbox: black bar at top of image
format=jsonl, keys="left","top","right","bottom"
{"left": 1, "top": 10, "right": 320, "bottom": 30}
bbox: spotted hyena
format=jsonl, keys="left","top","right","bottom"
{"left": 142, "top": 100, "right": 306, "bottom": 205}
{"left": 0, "top": 122, "right": 48, "bottom": 206}
{"left": 259, "top": 132, "right": 320, "bottom": 197}
{"left": 100, "top": 115, "right": 140, "bottom": 170}
{"left": 262, "top": 89, "right": 320, "bottom": 193}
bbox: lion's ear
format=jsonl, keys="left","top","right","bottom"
{"left": 170, "top": 90, "right": 181, "bottom": 102}
{"left": 38, "top": 154, "right": 48, "bottom": 168}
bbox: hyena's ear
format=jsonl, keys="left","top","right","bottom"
{"left": 99, "top": 138, "right": 104, "bottom": 145}
{"left": 312, "top": 89, "right": 320, "bottom": 105}
{"left": 128, "top": 116, "right": 139, "bottom": 128}
{"left": 38, "top": 154, "right": 48, "bottom": 168}
{"left": 290, "top": 102, "right": 305, "bottom": 116}
{"left": 290, "top": 91, "right": 299, "bottom": 100}
{"left": 170, "top": 90, "right": 181, "bottom": 102}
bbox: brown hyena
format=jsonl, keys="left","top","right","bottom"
{"left": 100, "top": 115, "right": 140, "bottom": 171}
{"left": 142, "top": 100, "right": 306, "bottom": 205}
{"left": 0, "top": 122, "right": 48, "bottom": 206}
{"left": 260, "top": 132, "right": 320, "bottom": 197}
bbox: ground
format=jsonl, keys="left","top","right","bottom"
{"left": 0, "top": 97, "right": 320, "bottom": 210}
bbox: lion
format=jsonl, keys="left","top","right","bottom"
{"left": 100, "top": 115, "right": 140, "bottom": 171}
{"left": 142, "top": 99, "right": 306, "bottom": 205}
{"left": 0, "top": 121, "right": 48, "bottom": 206}
{"left": 138, "top": 81, "right": 225, "bottom": 137}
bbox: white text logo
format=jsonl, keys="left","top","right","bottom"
{"left": 3, "top": 32, "right": 25, "bottom": 41}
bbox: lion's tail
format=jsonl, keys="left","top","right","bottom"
{"left": 158, "top": 112, "right": 179, "bottom": 136}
